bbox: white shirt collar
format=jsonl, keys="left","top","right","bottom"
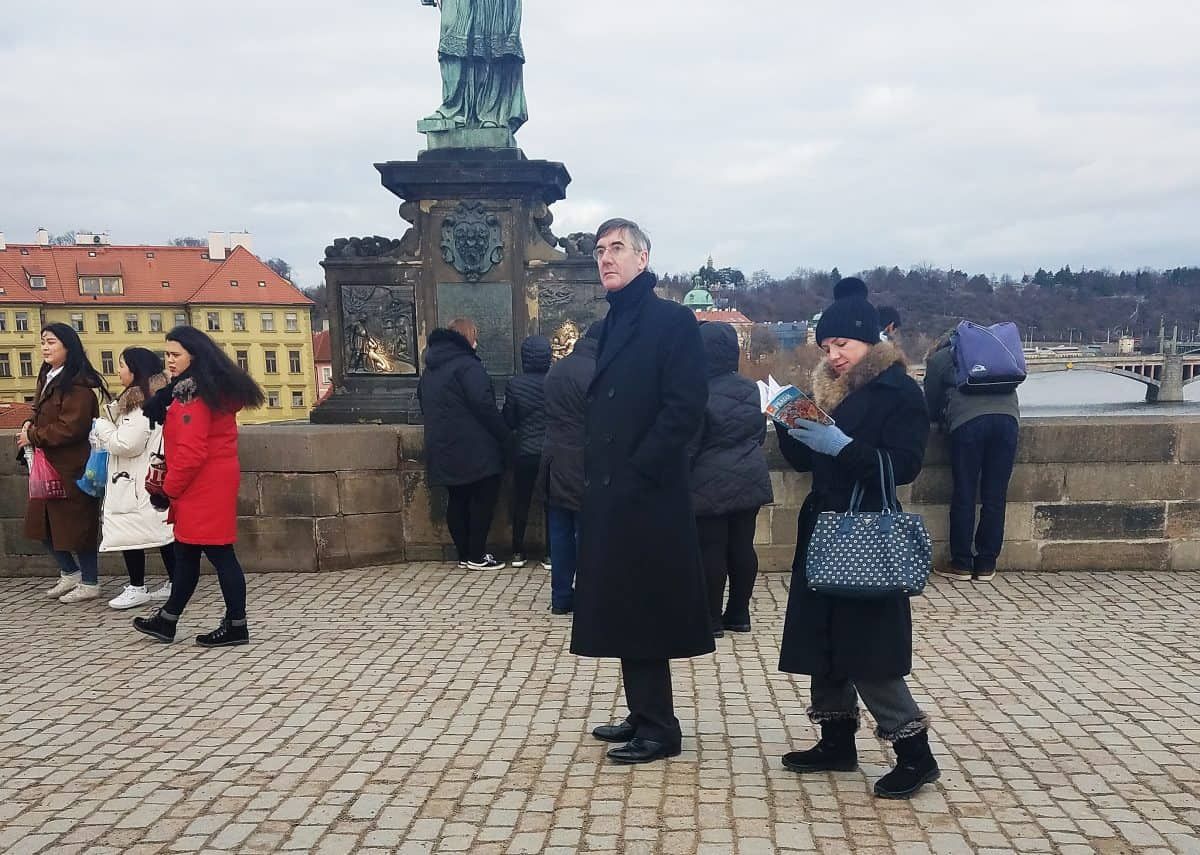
{"left": 46, "top": 365, "right": 64, "bottom": 382}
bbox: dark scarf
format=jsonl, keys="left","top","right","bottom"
{"left": 142, "top": 369, "right": 192, "bottom": 427}
{"left": 599, "top": 270, "right": 657, "bottom": 361}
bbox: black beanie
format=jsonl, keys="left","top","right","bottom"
{"left": 814, "top": 277, "right": 880, "bottom": 345}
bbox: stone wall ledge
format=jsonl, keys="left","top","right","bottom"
{"left": 4, "top": 415, "right": 1200, "bottom": 576}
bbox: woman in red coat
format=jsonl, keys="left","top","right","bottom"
{"left": 133, "top": 326, "right": 264, "bottom": 648}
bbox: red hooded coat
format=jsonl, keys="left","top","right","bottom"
{"left": 162, "top": 378, "right": 241, "bottom": 545}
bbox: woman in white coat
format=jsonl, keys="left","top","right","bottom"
{"left": 92, "top": 347, "right": 176, "bottom": 609}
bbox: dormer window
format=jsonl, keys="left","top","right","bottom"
{"left": 28, "top": 276, "right": 46, "bottom": 290}
{"left": 161, "top": 280, "right": 170, "bottom": 288}
{"left": 230, "top": 279, "right": 239, "bottom": 288}
{"left": 145, "top": 252, "right": 155, "bottom": 259}
{"left": 258, "top": 281, "right": 266, "bottom": 288}
{"left": 79, "top": 276, "right": 123, "bottom": 295}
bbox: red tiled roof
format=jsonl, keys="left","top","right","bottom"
{"left": 0, "top": 243, "right": 311, "bottom": 307}
{"left": 694, "top": 309, "right": 754, "bottom": 325}
{"left": 312, "top": 330, "right": 332, "bottom": 363}
{"left": 0, "top": 402, "right": 34, "bottom": 428}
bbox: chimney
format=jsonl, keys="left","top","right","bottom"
{"left": 35, "top": 227, "right": 49, "bottom": 246}
{"left": 208, "top": 231, "right": 226, "bottom": 261}
{"left": 228, "top": 231, "right": 253, "bottom": 254}
{"left": 0, "top": 232, "right": 6, "bottom": 251}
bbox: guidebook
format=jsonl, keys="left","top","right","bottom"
{"left": 765, "top": 384, "right": 835, "bottom": 428}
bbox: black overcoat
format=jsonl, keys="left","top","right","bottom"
{"left": 776, "top": 343, "right": 930, "bottom": 680}
{"left": 538, "top": 336, "right": 597, "bottom": 513}
{"left": 571, "top": 272, "right": 715, "bottom": 660}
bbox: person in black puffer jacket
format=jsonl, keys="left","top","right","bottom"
{"left": 418, "top": 318, "right": 510, "bottom": 570}
{"left": 502, "top": 334, "right": 552, "bottom": 567}
{"left": 539, "top": 324, "right": 601, "bottom": 613}
{"left": 687, "top": 322, "right": 774, "bottom": 636}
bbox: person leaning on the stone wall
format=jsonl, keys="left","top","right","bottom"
{"left": 502, "top": 334, "right": 552, "bottom": 570}
{"left": 537, "top": 322, "right": 601, "bottom": 616}
{"left": 571, "top": 218, "right": 713, "bottom": 766}
{"left": 774, "top": 277, "right": 941, "bottom": 800}
{"left": 132, "top": 326, "right": 265, "bottom": 648}
{"left": 16, "top": 322, "right": 107, "bottom": 603}
{"left": 418, "top": 317, "right": 510, "bottom": 571}
{"left": 923, "top": 328, "right": 1020, "bottom": 582}
{"left": 686, "top": 320, "right": 773, "bottom": 638}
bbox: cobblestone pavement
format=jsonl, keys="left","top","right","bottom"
{"left": 1, "top": 565, "right": 1199, "bottom": 855}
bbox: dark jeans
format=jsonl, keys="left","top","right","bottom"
{"left": 950, "top": 414, "right": 1020, "bottom": 572}
{"left": 621, "top": 658, "right": 681, "bottom": 746}
{"left": 123, "top": 544, "right": 176, "bottom": 587}
{"left": 446, "top": 475, "right": 501, "bottom": 563}
{"left": 696, "top": 508, "right": 761, "bottom": 625}
{"left": 547, "top": 505, "right": 580, "bottom": 609}
{"left": 163, "top": 543, "right": 247, "bottom": 622}
{"left": 511, "top": 455, "right": 542, "bottom": 555}
{"left": 44, "top": 542, "right": 99, "bottom": 585}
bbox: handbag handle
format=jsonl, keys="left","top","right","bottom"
{"left": 847, "top": 450, "right": 899, "bottom": 515}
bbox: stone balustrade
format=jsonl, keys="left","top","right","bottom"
{"left": 3, "top": 416, "right": 1199, "bottom": 576}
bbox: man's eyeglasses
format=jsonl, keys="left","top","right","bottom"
{"left": 592, "top": 242, "right": 635, "bottom": 261}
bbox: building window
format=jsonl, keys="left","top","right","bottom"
{"left": 97, "top": 313, "right": 111, "bottom": 333}
{"left": 292, "top": 391, "right": 305, "bottom": 408}
{"left": 264, "top": 350, "right": 278, "bottom": 374}
{"left": 70, "top": 313, "right": 85, "bottom": 332}
{"left": 321, "top": 366, "right": 332, "bottom": 385}
{"left": 236, "top": 350, "right": 249, "bottom": 371}
{"left": 150, "top": 313, "right": 163, "bottom": 332}
{"left": 267, "top": 390, "right": 280, "bottom": 408}
{"left": 146, "top": 252, "right": 155, "bottom": 259}
{"left": 19, "top": 352, "right": 33, "bottom": 377}
{"left": 260, "top": 312, "right": 275, "bottom": 332}
{"left": 101, "top": 351, "right": 115, "bottom": 374}
{"left": 0, "top": 313, "right": 6, "bottom": 332}
{"left": 174, "top": 312, "right": 188, "bottom": 327}
{"left": 0, "top": 354, "right": 10, "bottom": 378}
{"left": 288, "top": 350, "right": 302, "bottom": 373}
{"left": 258, "top": 280, "right": 266, "bottom": 288}
{"left": 285, "top": 313, "right": 299, "bottom": 332}
{"left": 23, "top": 395, "right": 34, "bottom": 403}
{"left": 230, "top": 280, "right": 239, "bottom": 288}
{"left": 15, "top": 312, "right": 29, "bottom": 332}
{"left": 232, "top": 312, "right": 246, "bottom": 332}
{"left": 78, "top": 276, "right": 123, "bottom": 295}
{"left": 207, "top": 312, "right": 221, "bottom": 332}
{"left": 28, "top": 275, "right": 46, "bottom": 290}
{"left": 162, "top": 280, "right": 170, "bottom": 289}
{"left": 126, "top": 313, "right": 140, "bottom": 333}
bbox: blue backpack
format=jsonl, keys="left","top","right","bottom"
{"left": 951, "top": 321, "right": 1027, "bottom": 394}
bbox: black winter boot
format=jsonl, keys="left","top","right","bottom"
{"left": 874, "top": 730, "right": 940, "bottom": 799}
{"left": 782, "top": 719, "right": 858, "bottom": 773}
{"left": 132, "top": 610, "right": 176, "bottom": 643}
{"left": 195, "top": 618, "right": 249, "bottom": 648}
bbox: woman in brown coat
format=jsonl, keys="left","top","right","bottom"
{"left": 17, "top": 323, "right": 107, "bottom": 603}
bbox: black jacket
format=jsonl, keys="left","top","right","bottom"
{"left": 775, "top": 341, "right": 929, "bottom": 680}
{"left": 417, "top": 328, "right": 509, "bottom": 487}
{"left": 539, "top": 335, "right": 598, "bottom": 512}
{"left": 688, "top": 322, "right": 773, "bottom": 516}
{"left": 571, "top": 271, "right": 715, "bottom": 660}
{"left": 502, "top": 335, "right": 551, "bottom": 459}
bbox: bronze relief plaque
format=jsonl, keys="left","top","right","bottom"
{"left": 342, "top": 284, "right": 418, "bottom": 375}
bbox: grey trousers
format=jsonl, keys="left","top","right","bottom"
{"left": 808, "top": 675, "right": 929, "bottom": 742}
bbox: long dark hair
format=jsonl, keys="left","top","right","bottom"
{"left": 120, "top": 346, "right": 163, "bottom": 401}
{"left": 37, "top": 323, "right": 108, "bottom": 398}
{"left": 166, "top": 325, "right": 265, "bottom": 412}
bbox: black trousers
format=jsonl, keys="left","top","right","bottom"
{"left": 621, "top": 658, "right": 681, "bottom": 745}
{"left": 163, "top": 543, "right": 247, "bottom": 622}
{"left": 122, "top": 544, "right": 176, "bottom": 587}
{"left": 511, "top": 454, "right": 542, "bottom": 555}
{"left": 950, "top": 414, "right": 1019, "bottom": 572}
{"left": 696, "top": 508, "right": 761, "bottom": 624}
{"left": 446, "top": 475, "right": 501, "bottom": 563}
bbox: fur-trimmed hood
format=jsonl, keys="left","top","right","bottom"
{"left": 811, "top": 341, "right": 908, "bottom": 414}
{"left": 114, "top": 372, "right": 169, "bottom": 416}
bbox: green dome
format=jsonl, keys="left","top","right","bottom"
{"left": 683, "top": 287, "right": 715, "bottom": 309}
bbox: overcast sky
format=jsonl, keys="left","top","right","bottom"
{"left": 2, "top": 1, "right": 1197, "bottom": 288}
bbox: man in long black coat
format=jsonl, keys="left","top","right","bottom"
{"left": 570, "top": 218, "right": 713, "bottom": 764}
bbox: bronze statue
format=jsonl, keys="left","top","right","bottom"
{"left": 419, "top": 0, "right": 528, "bottom": 141}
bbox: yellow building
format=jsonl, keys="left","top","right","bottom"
{"left": 0, "top": 232, "right": 314, "bottom": 424}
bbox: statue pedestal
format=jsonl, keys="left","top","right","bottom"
{"left": 311, "top": 148, "right": 607, "bottom": 425}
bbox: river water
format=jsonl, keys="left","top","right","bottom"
{"left": 1019, "top": 371, "right": 1200, "bottom": 418}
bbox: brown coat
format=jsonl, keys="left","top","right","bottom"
{"left": 23, "top": 377, "right": 102, "bottom": 552}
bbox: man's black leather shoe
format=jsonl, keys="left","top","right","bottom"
{"left": 607, "top": 737, "right": 681, "bottom": 764}
{"left": 591, "top": 720, "right": 636, "bottom": 742}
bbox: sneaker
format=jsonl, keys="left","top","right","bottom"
{"left": 109, "top": 585, "right": 151, "bottom": 610}
{"left": 933, "top": 565, "right": 972, "bottom": 582}
{"left": 133, "top": 611, "right": 177, "bottom": 643}
{"left": 148, "top": 581, "right": 172, "bottom": 601}
{"left": 973, "top": 568, "right": 997, "bottom": 582}
{"left": 511, "top": 553, "right": 527, "bottom": 568}
{"left": 466, "top": 554, "right": 506, "bottom": 571}
{"left": 60, "top": 583, "right": 101, "bottom": 603}
{"left": 46, "top": 573, "right": 81, "bottom": 599}
{"left": 196, "top": 618, "right": 249, "bottom": 648}
{"left": 541, "top": 558, "right": 552, "bottom": 571}
{"left": 455, "top": 560, "right": 468, "bottom": 569}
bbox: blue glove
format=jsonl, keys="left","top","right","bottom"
{"left": 788, "top": 422, "right": 853, "bottom": 457}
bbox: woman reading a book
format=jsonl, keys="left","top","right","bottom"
{"left": 773, "top": 277, "right": 939, "bottom": 800}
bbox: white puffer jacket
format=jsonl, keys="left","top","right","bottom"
{"left": 93, "top": 376, "right": 174, "bottom": 552}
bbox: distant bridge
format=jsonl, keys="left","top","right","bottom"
{"left": 1022, "top": 353, "right": 1200, "bottom": 402}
